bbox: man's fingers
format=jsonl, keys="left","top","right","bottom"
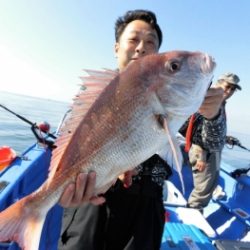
{"left": 90, "top": 196, "right": 106, "bottom": 206}
{"left": 205, "top": 86, "right": 224, "bottom": 97}
{"left": 123, "top": 172, "right": 133, "bottom": 188}
{"left": 82, "top": 171, "right": 96, "bottom": 201}
{"left": 119, "top": 169, "right": 138, "bottom": 188}
{"left": 59, "top": 172, "right": 96, "bottom": 208}
{"left": 72, "top": 173, "right": 88, "bottom": 203}
{"left": 199, "top": 87, "right": 224, "bottom": 119}
{"left": 59, "top": 183, "right": 75, "bottom": 207}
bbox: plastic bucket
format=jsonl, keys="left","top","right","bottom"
{"left": 0, "top": 146, "right": 16, "bottom": 171}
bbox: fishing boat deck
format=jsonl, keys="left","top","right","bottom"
{"left": 165, "top": 161, "right": 250, "bottom": 243}
{"left": 0, "top": 144, "right": 62, "bottom": 250}
{"left": 1, "top": 143, "right": 250, "bottom": 249}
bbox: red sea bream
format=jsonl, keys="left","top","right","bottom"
{"left": 0, "top": 51, "right": 215, "bottom": 249}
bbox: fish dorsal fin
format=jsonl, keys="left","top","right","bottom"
{"left": 48, "top": 69, "right": 118, "bottom": 180}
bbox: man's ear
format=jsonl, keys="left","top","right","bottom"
{"left": 114, "top": 42, "right": 119, "bottom": 56}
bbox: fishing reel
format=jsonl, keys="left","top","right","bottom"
{"left": 226, "top": 135, "right": 250, "bottom": 151}
{"left": 226, "top": 136, "right": 241, "bottom": 148}
{"left": 31, "top": 122, "right": 57, "bottom": 149}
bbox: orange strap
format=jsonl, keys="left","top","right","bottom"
{"left": 184, "top": 114, "right": 195, "bottom": 152}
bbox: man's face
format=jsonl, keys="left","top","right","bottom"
{"left": 219, "top": 81, "right": 237, "bottom": 100}
{"left": 115, "top": 20, "right": 159, "bottom": 70}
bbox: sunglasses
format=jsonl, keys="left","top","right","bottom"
{"left": 225, "top": 85, "right": 237, "bottom": 91}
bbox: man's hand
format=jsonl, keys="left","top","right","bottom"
{"left": 199, "top": 87, "right": 224, "bottom": 119}
{"left": 119, "top": 169, "right": 138, "bottom": 188}
{"left": 196, "top": 160, "right": 207, "bottom": 172}
{"left": 59, "top": 172, "right": 105, "bottom": 208}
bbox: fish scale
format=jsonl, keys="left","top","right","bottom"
{"left": 87, "top": 102, "right": 172, "bottom": 193}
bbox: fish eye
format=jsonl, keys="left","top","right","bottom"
{"left": 171, "top": 62, "right": 180, "bottom": 71}
{"left": 165, "top": 60, "right": 181, "bottom": 73}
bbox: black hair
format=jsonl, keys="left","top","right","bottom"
{"left": 115, "top": 9, "right": 163, "bottom": 48}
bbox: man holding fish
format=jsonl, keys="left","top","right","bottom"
{"left": 58, "top": 9, "right": 224, "bottom": 250}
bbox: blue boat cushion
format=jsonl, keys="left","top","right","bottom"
{"left": 161, "top": 222, "right": 216, "bottom": 250}
{"left": 216, "top": 170, "right": 250, "bottom": 226}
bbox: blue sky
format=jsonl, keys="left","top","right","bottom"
{"left": 0, "top": 0, "right": 249, "bottom": 134}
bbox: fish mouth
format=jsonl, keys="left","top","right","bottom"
{"left": 200, "top": 53, "right": 216, "bottom": 74}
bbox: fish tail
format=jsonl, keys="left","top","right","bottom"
{"left": 0, "top": 197, "right": 46, "bottom": 250}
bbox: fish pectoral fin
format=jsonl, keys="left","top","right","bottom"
{"left": 0, "top": 197, "right": 45, "bottom": 250}
{"left": 155, "top": 114, "right": 185, "bottom": 194}
{"left": 154, "top": 114, "right": 183, "bottom": 168}
{"left": 158, "top": 141, "right": 182, "bottom": 172}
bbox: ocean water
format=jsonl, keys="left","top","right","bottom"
{"left": 0, "top": 91, "right": 250, "bottom": 170}
{"left": 0, "top": 91, "right": 69, "bottom": 154}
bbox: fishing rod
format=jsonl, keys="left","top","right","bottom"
{"left": 226, "top": 135, "right": 250, "bottom": 152}
{"left": 225, "top": 135, "right": 250, "bottom": 178}
{"left": 0, "top": 103, "right": 57, "bottom": 148}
